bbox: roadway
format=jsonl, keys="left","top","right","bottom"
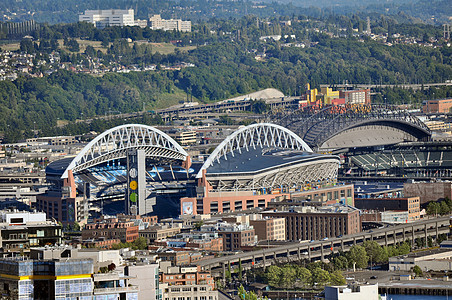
{"left": 320, "top": 82, "right": 452, "bottom": 91}
{"left": 197, "top": 216, "right": 451, "bottom": 275}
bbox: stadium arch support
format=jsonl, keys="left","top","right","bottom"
{"left": 62, "top": 124, "right": 189, "bottom": 178}
{"left": 196, "top": 122, "right": 312, "bottom": 178}
{"left": 276, "top": 104, "right": 431, "bottom": 150}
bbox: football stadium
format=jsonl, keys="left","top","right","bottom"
{"left": 41, "top": 123, "right": 341, "bottom": 221}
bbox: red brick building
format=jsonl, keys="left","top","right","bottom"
{"left": 200, "top": 223, "right": 257, "bottom": 251}
{"left": 264, "top": 205, "right": 361, "bottom": 241}
{"left": 156, "top": 251, "right": 203, "bottom": 266}
{"left": 82, "top": 218, "right": 139, "bottom": 243}
{"left": 36, "top": 170, "right": 89, "bottom": 225}
{"left": 160, "top": 266, "right": 215, "bottom": 290}
{"left": 422, "top": 98, "right": 452, "bottom": 113}
{"left": 80, "top": 238, "right": 121, "bottom": 249}
{"left": 339, "top": 89, "right": 371, "bottom": 105}
{"left": 249, "top": 217, "right": 286, "bottom": 241}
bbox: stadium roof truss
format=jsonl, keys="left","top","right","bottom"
{"left": 196, "top": 123, "right": 313, "bottom": 179}
{"left": 274, "top": 104, "right": 431, "bottom": 149}
{"left": 62, "top": 124, "right": 188, "bottom": 178}
{"left": 206, "top": 159, "right": 339, "bottom": 192}
{"left": 196, "top": 123, "right": 339, "bottom": 192}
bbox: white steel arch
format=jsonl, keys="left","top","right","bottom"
{"left": 62, "top": 124, "right": 188, "bottom": 178}
{"left": 196, "top": 123, "right": 312, "bottom": 178}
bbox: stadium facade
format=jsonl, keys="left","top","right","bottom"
{"left": 180, "top": 123, "right": 341, "bottom": 215}
{"left": 38, "top": 124, "right": 195, "bottom": 224}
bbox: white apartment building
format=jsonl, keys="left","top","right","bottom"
{"left": 149, "top": 14, "right": 191, "bottom": 32}
{"left": 79, "top": 9, "right": 135, "bottom": 28}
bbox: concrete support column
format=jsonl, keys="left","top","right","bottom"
{"left": 393, "top": 230, "right": 397, "bottom": 245}
{"left": 403, "top": 229, "right": 406, "bottom": 242}
{"left": 222, "top": 263, "right": 226, "bottom": 281}
{"left": 287, "top": 249, "right": 290, "bottom": 262}
{"left": 263, "top": 252, "right": 266, "bottom": 267}
{"left": 321, "top": 243, "right": 324, "bottom": 261}
{"left": 274, "top": 252, "right": 277, "bottom": 261}
{"left": 252, "top": 256, "right": 255, "bottom": 268}
{"left": 297, "top": 248, "right": 301, "bottom": 260}
{"left": 436, "top": 222, "right": 439, "bottom": 240}
{"left": 340, "top": 240, "right": 344, "bottom": 251}
{"left": 385, "top": 232, "right": 388, "bottom": 247}
{"left": 424, "top": 224, "right": 428, "bottom": 248}
{"left": 411, "top": 226, "right": 415, "bottom": 248}
{"left": 353, "top": 237, "right": 356, "bottom": 246}
{"left": 330, "top": 241, "right": 334, "bottom": 254}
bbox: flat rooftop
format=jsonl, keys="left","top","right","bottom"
{"left": 392, "top": 248, "right": 452, "bottom": 259}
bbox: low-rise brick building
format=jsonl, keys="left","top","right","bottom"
{"left": 200, "top": 222, "right": 257, "bottom": 251}
{"left": 139, "top": 225, "right": 181, "bottom": 243}
{"left": 160, "top": 265, "right": 214, "bottom": 289}
{"left": 249, "top": 217, "right": 286, "bottom": 241}
{"left": 264, "top": 204, "right": 361, "bottom": 241}
{"left": 82, "top": 217, "right": 139, "bottom": 243}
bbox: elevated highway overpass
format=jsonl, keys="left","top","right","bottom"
{"left": 320, "top": 82, "right": 452, "bottom": 91}
{"left": 197, "top": 216, "right": 451, "bottom": 276}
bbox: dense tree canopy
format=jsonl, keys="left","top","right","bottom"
{"left": 1, "top": 15, "right": 451, "bottom": 142}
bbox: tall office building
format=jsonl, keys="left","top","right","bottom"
{"left": 79, "top": 9, "right": 135, "bottom": 28}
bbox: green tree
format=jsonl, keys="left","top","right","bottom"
{"left": 238, "top": 285, "right": 267, "bottom": 300}
{"left": 398, "top": 242, "right": 411, "bottom": 254}
{"left": 265, "top": 265, "right": 282, "bottom": 287}
{"left": 364, "top": 241, "right": 387, "bottom": 264}
{"left": 415, "top": 238, "right": 425, "bottom": 249}
{"left": 332, "top": 255, "right": 349, "bottom": 270}
{"left": 226, "top": 263, "right": 232, "bottom": 284}
{"left": 132, "top": 237, "right": 147, "bottom": 250}
{"left": 295, "top": 266, "right": 312, "bottom": 287}
{"left": 347, "top": 245, "right": 368, "bottom": 269}
{"left": 280, "top": 265, "right": 297, "bottom": 289}
{"left": 72, "top": 222, "right": 81, "bottom": 232}
{"left": 194, "top": 221, "right": 204, "bottom": 230}
{"left": 413, "top": 265, "right": 423, "bottom": 277}
{"left": 426, "top": 202, "right": 441, "bottom": 216}
{"left": 311, "top": 267, "right": 330, "bottom": 287}
{"left": 329, "top": 270, "right": 346, "bottom": 285}
{"left": 238, "top": 258, "right": 243, "bottom": 282}
{"left": 250, "top": 100, "right": 269, "bottom": 114}
{"left": 439, "top": 201, "right": 451, "bottom": 215}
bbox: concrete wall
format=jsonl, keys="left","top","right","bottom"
{"left": 125, "top": 264, "right": 159, "bottom": 300}
{"left": 403, "top": 182, "right": 452, "bottom": 205}
{"left": 77, "top": 249, "right": 121, "bottom": 271}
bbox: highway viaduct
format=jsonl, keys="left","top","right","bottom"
{"left": 197, "top": 216, "right": 451, "bottom": 276}
{"left": 320, "top": 82, "right": 452, "bottom": 91}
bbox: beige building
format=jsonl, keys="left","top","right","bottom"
{"left": 149, "top": 14, "right": 191, "bottom": 32}
{"left": 249, "top": 217, "right": 286, "bottom": 241}
{"left": 139, "top": 225, "right": 181, "bottom": 243}
{"left": 160, "top": 283, "right": 218, "bottom": 300}
{"left": 170, "top": 130, "right": 197, "bottom": 146}
{"left": 389, "top": 249, "right": 452, "bottom": 272}
{"left": 26, "top": 135, "right": 76, "bottom": 146}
